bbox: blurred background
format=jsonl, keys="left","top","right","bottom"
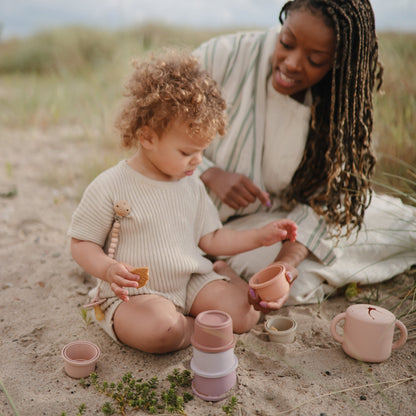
{"left": 0, "top": 0, "right": 415, "bottom": 201}
{"left": 1, "top": 0, "right": 416, "bottom": 39}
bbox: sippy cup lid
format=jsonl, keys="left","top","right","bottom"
{"left": 347, "top": 304, "right": 395, "bottom": 323}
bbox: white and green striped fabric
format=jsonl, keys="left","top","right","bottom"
{"left": 194, "top": 29, "right": 416, "bottom": 303}
{"left": 194, "top": 27, "right": 335, "bottom": 266}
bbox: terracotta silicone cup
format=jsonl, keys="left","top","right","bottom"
{"left": 191, "top": 355, "right": 238, "bottom": 401}
{"left": 191, "top": 310, "right": 235, "bottom": 353}
{"left": 330, "top": 304, "right": 408, "bottom": 363}
{"left": 191, "top": 347, "right": 236, "bottom": 375}
{"left": 264, "top": 316, "right": 297, "bottom": 343}
{"left": 248, "top": 264, "right": 289, "bottom": 302}
{"left": 62, "top": 341, "right": 100, "bottom": 378}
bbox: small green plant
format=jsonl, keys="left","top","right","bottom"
{"left": 222, "top": 396, "right": 238, "bottom": 416}
{"left": 344, "top": 282, "right": 361, "bottom": 300}
{"left": 166, "top": 368, "right": 192, "bottom": 387}
{"left": 0, "top": 378, "right": 20, "bottom": 416}
{"left": 61, "top": 403, "right": 87, "bottom": 416}
{"left": 5, "top": 161, "right": 13, "bottom": 178}
{"left": 84, "top": 369, "right": 193, "bottom": 415}
{"left": 77, "top": 404, "right": 87, "bottom": 415}
{"left": 102, "top": 401, "right": 116, "bottom": 415}
{"left": 79, "top": 307, "right": 92, "bottom": 328}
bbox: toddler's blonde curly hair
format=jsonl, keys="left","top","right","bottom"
{"left": 115, "top": 49, "right": 226, "bottom": 149}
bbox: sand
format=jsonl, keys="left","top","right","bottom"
{"left": 0, "top": 126, "right": 415, "bottom": 416}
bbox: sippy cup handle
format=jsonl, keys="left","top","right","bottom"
{"left": 392, "top": 320, "right": 408, "bottom": 350}
{"left": 330, "top": 312, "right": 346, "bottom": 343}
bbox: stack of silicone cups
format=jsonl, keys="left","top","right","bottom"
{"left": 190, "top": 310, "right": 238, "bottom": 402}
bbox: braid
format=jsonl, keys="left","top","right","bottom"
{"left": 279, "top": 0, "right": 383, "bottom": 237}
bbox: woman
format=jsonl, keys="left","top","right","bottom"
{"left": 192, "top": 0, "right": 415, "bottom": 311}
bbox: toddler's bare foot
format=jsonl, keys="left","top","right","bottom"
{"left": 213, "top": 260, "right": 248, "bottom": 289}
{"left": 213, "top": 260, "right": 236, "bottom": 277}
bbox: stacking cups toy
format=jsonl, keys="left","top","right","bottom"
{"left": 191, "top": 310, "right": 237, "bottom": 401}
{"left": 249, "top": 263, "right": 289, "bottom": 302}
{"left": 62, "top": 341, "right": 100, "bottom": 378}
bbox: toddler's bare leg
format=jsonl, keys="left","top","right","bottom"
{"left": 190, "top": 261, "right": 259, "bottom": 333}
{"left": 113, "top": 294, "right": 194, "bottom": 354}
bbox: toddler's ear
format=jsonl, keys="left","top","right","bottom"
{"left": 137, "top": 126, "right": 158, "bottom": 149}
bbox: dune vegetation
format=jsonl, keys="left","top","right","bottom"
{"left": 0, "top": 24, "right": 415, "bottom": 202}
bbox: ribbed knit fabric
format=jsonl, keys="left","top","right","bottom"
{"left": 68, "top": 160, "right": 225, "bottom": 312}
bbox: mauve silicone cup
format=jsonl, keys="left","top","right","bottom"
{"left": 249, "top": 264, "right": 289, "bottom": 302}
{"left": 191, "top": 310, "right": 235, "bottom": 353}
{"left": 62, "top": 341, "right": 100, "bottom": 378}
{"left": 264, "top": 316, "right": 297, "bottom": 343}
{"left": 192, "top": 371, "right": 237, "bottom": 402}
{"left": 191, "top": 356, "right": 238, "bottom": 401}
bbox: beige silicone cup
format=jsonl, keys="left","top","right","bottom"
{"left": 62, "top": 341, "right": 100, "bottom": 378}
{"left": 191, "top": 310, "right": 235, "bottom": 353}
{"left": 264, "top": 316, "right": 297, "bottom": 343}
{"left": 249, "top": 264, "right": 289, "bottom": 302}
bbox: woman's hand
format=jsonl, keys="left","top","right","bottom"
{"left": 201, "top": 167, "right": 270, "bottom": 210}
{"left": 105, "top": 263, "right": 140, "bottom": 302}
{"left": 247, "top": 262, "right": 297, "bottom": 313}
{"left": 247, "top": 240, "right": 308, "bottom": 313}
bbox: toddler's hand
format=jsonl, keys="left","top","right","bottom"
{"left": 259, "top": 219, "right": 297, "bottom": 246}
{"left": 105, "top": 262, "right": 140, "bottom": 302}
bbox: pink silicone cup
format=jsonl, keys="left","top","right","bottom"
{"left": 62, "top": 341, "right": 100, "bottom": 378}
{"left": 191, "top": 310, "right": 235, "bottom": 352}
{"left": 249, "top": 264, "right": 289, "bottom": 302}
{"left": 330, "top": 304, "right": 408, "bottom": 362}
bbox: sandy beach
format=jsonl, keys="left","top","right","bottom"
{"left": 1, "top": 125, "right": 415, "bottom": 416}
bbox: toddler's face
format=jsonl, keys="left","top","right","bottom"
{"left": 271, "top": 8, "right": 335, "bottom": 102}
{"left": 145, "top": 120, "right": 209, "bottom": 181}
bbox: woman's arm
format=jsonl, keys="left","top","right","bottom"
{"left": 274, "top": 240, "right": 309, "bottom": 274}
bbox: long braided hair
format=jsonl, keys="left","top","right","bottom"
{"left": 279, "top": 0, "right": 383, "bottom": 237}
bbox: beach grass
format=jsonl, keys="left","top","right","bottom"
{"left": 1, "top": 25, "right": 415, "bottom": 197}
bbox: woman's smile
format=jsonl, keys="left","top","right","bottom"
{"left": 275, "top": 69, "right": 298, "bottom": 87}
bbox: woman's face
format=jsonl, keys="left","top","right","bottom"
{"left": 271, "top": 8, "right": 336, "bottom": 102}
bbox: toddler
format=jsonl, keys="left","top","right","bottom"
{"left": 68, "top": 50, "right": 297, "bottom": 353}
